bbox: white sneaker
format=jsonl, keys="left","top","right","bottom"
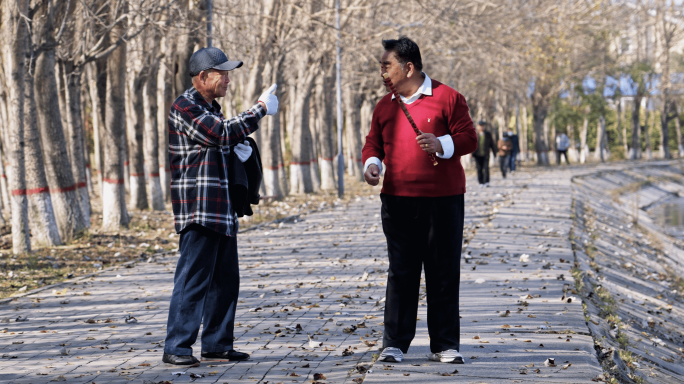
{"left": 378, "top": 347, "right": 404, "bottom": 362}
{"left": 428, "top": 349, "right": 464, "bottom": 364}
{"left": 484, "top": 183, "right": 489, "bottom": 188}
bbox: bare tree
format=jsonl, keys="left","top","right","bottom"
{"left": 102, "top": 4, "right": 130, "bottom": 230}
{"left": 2, "top": 0, "right": 31, "bottom": 253}
{"left": 24, "top": 65, "right": 62, "bottom": 246}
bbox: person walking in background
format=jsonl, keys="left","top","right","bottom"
{"left": 556, "top": 132, "right": 570, "bottom": 165}
{"left": 497, "top": 134, "right": 512, "bottom": 179}
{"left": 472, "top": 121, "right": 497, "bottom": 187}
{"left": 363, "top": 36, "right": 477, "bottom": 364}
{"left": 506, "top": 128, "right": 520, "bottom": 173}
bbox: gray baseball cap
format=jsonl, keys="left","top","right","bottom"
{"left": 188, "top": 47, "right": 243, "bottom": 76}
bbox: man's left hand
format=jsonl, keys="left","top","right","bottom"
{"left": 416, "top": 132, "right": 443, "bottom": 155}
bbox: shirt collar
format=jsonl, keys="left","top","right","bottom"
{"left": 188, "top": 87, "right": 222, "bottom": 112}
{"left": 391, "top": 73, "right": 432, "bottom": 101}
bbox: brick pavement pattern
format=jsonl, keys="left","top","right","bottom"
{"left": 0, "top": 169, "right": 603, "bottom": 383}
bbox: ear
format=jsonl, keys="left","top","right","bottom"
{"left": 406, "top": 62, "right": 415, "bottom": 78}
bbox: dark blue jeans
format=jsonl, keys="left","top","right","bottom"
{"left": 164, "top": 224, "right": 239, "bottom": 356}
{"left": 508, "top": 151, "right": 517, "bottom": 171}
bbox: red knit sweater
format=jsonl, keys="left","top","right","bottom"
{"left": 362, "top": 80, "right": 477, "bottom": 197}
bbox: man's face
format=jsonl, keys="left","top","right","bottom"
{"left": 201, "top": 69, "right": 231, "bottom": 99}
{"left": 477, "top": 125, "right": 485, "bottom": 133}
{"left": 380, "top": 51, "right": 409, "bottom": 92}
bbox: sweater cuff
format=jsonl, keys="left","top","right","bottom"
{"left": 436, "top": 135, "right": 454, "bottom": 159}
{"left": 363, "top": 157, "right": 383, "bottom": 174}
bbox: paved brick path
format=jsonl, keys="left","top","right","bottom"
{"left": 0, "top": 169, "right": 603, "bottom": 383}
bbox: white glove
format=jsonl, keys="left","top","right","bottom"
{"left": 234, "top": 141, "right": 252, "bottom": 162}
{"left": 258, "top": 83, "right": 278, "bottom": 116}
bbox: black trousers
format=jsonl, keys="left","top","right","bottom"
{"left": 473, "top": 155, "right": 489, "bottom": 184}
{"left": 380, "top": 194, "right": 464, "bottom": 353}
{"left": 499, "top": 154, "right": 509, "bottom": 178}
{"left": 556, "top": 150, "right": 570, "bottom": 165}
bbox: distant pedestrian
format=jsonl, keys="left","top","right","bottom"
{"left": 498, "top": 135, "right": 513, "bottom": 178}
{"left": 163, "top": 47, "right": 279, "bottom": 366}
{"left": 506, "top": 128, "right": 520, "bottom": 172}
{"left": 472, "top": 121, "right": 497, "bottom": 186}
{"left": 556, "top": 132, "right": 570, "bottom": 165}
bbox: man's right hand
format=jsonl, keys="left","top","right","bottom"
{"left": 258, "top": 84, "right": 278, "bottom": 116}
{"left": 364, "top": 164, "right": 380, "bottom": 186}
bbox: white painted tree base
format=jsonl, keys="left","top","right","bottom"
{"left": 319, "top": 159, "right": 335, "bottom": 191}
{"left": 11, "top": 195, "right": 30, "bottom": 254}
{"left": 289, "top": 164, "right": 312, "bottom": 195}
{"left": 28, "top": 192, "right": 62, "bottom": 246}
{"left": 263, "top": 168, "right": 284, "bottom": 199}
{"left": 310, "top": 160, "right": 320, "bottom": 192}
{"left": 102, "top": 182, "right": 129, "bottom": 230}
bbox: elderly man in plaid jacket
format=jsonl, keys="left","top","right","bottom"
{"left": 162, "top": 47, "right": 278, "bottom": 366}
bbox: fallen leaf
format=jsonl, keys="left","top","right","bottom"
{"left": 313, "top": 373, "right": 327, "bottom": 380}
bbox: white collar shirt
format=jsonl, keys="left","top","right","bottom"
{"left": 392, "top": 73, "right": 433, "bottom": 105}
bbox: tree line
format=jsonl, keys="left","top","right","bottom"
{"left": 0, "top": 0, "right": 681, "bottom": 255}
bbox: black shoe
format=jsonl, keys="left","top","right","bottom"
{"left": 162, "top": 353, "right": 200, "bottom": 366}
{"left": 201, "top": 349, "right": 250, "bottom": 361}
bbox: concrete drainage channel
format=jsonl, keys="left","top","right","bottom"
{"left": 571, "top": 164, "right": 684, "bottom": 384}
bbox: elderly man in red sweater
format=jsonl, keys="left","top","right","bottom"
{"left": 363, "top": 36, "right": 477, "bottom": 364}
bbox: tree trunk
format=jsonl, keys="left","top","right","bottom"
{"left": 33, "top": 1, "right": 86, "bottom": 242}
{"left": 0, "top": 94, "right": 11, "bottom": 213}
{"left": 630, "top": 95, "right": 642, "bottom": 160}
{"left": 343, "top": 83, "right": 364, "bottom": 179}
{"left": 314, "top": 67, "right": 335, "bottom": 190}
{"left": 580, "top": 117, "right": 588, "bottom": 164}
{"left": 62, "top": 62, "right": 91, "bottom": 227}
{"left": 127, "top": 73, "right": 148, "bottom": 210}
{"left": 567, "top": 124, "right": 578, "bottom": 162}
{"left": 308, "top": 102, "right": 321, "bottom": 192}
{"left": 620, "top": 99, "right": 629, "bottom": 157}
{"left": 144, "top": 48, "right": 164, "bottom": 210}
{"left": 532, "top": 98, "right": 549, "bottom": 165}
{"left": 521, "top": 104, "right": 528, "bottom": 161}
{"left": 661, "top": 107, "right": 671, "bottom": 159}
{"left": 644, "top": 102, "right": 652, "bottom": 160}
{"left": 86, "top": 62, "right": 104, "bottom": 194}
{"left": 158, "top": 38, "right": 173, "bottom": 202}
{"left": 102, "top": 16, "right": 130, "bottom": 230}
{"left": 24, "top": 68, "right": 62, "bottom": 246}
{"left": 172, "top": 22, "right": 195, "bottom": 97}
{"left": 261, "top": 60, "right": 286, "bottom": 199}
{"left": 288, "top": 65, "right": 316, "bottom": 195}
{"left": 2, "top": 0, "right": 30, "bottom": 253}
{"left": 675, "top": 105, "right": 683, "bottom": 157}
{"left": 595, "top": 115, "right": 606, "bottom": 162}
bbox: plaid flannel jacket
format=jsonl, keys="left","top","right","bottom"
{"left": 169, "top": 87, "right": 265, "bottom": 236}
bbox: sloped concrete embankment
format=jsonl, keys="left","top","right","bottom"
{"left": 572, "top": 163, "right": 684, "bottom": 384}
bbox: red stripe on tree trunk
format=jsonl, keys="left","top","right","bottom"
{"left": 290, "top": 161, "right": 310, "bottom": 165}
{"left": 149, "top": 173, "right": 160, "bottom": 177}
{"left": 103, "top": 178, "right": 125, "bottom": 184}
